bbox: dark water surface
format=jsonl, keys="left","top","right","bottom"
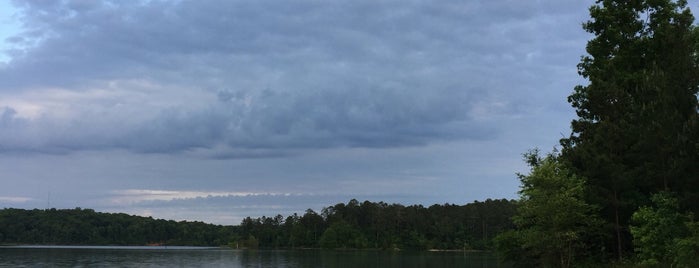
{"left": 0, "top": 246, "right": 509, "bottom": 267}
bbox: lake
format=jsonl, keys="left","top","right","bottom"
{"left": 0, "top": 246, "right": 509, "bottom": 267}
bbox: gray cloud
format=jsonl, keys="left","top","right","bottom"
{"left": 129, "top": 85, "right": 497, "bottom": 152}
{"left": 0, "top": 0, "right": 667, "bottom": 223}
{"left": 1, "top": 0, "right": 589, "bottom": 155}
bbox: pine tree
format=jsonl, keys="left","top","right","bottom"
{"left": 561, "top": 0, "right": 699, "bottom": 260}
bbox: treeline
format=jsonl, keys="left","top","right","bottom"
{"left": 0, "top": 207, "right": 236, "bottom": 246}
{"left": 236, "top": 198, "right": 516, "bottom": 250}
{"left": 0, "top": 199, "right": 517, "bottom": 250}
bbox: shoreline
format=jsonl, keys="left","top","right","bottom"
{"left": 1, "top": 244, "right": 492, "bottom": 253}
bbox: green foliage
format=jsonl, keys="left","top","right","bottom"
{"left": 494, "top": 230, "right": 539, "bottom": 268}
{"left": 630, "top": 192, "right": 686, "bottom": 265}
{"left": 319, "top": 220, "right": 368, "bottom": 249}
{"left": 497, "top": 151, "right": 603, "bottom": 268}
{"left": 240, "top": 199, "right": 516, "bottom": 250}
{"left": 0, "top": 208, "right": 237, "bottom": 246}
{"left": 561, "top": 0, "right": 699, "bottom": 260}
{"left": 629, "top": 193, "right": 699, "bottom": 267}
{"left": 0, "top": 199, "right": 517, "bottom": 250}
{"left": 495, "top": 0, "right": 699, "bottom": 265}
{"left": 244, "top": 235, "right": 259, "bottom": 249}
{"left": 673, "top": 219, "right": 699, "bottom": 267}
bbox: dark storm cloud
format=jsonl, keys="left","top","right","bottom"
{"left": 120, "top": 85, "right": 498, "bottom": 154}
{"left": 0, "top": 0, "right": 591, "bottom": 155}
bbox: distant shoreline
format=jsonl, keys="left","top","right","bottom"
{"left": 1, "top": 244, "right": 492, "bottom": 253}
{"left": 0, "top": 200, "right": 514, "bottom": 252}
{"left": 0, "top": 245, "right": 220, "bottom": 250}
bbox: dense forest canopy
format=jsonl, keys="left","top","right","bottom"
{"left": 0, "top": 207, "right": 235, "bottom": 246}
{"left": 0, "top": 199, "right": 516, "bottom": 250}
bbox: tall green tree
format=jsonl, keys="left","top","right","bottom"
{"left": 561, "top": 0, "right": 699, "bottom": 260}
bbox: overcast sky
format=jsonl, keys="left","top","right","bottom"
{"left": 1, "top": 0, "right": 687, "bottom": 225}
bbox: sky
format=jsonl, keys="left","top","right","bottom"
{"left": 0, "top": 0, "right": 686, "bottom": 225}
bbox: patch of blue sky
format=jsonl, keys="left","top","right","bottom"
{"left": 0, "top": 1, "right": 21, "bottom": 63}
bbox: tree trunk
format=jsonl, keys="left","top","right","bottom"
{"left": 614, "top": 189, "right": 622, "bottom": 261}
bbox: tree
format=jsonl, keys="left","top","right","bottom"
{"left": 318, "top": 220, "right": 368, "bottom": 249}
{"left": 299, "top": 209, "right": 325, "bottom": 247}
{"left": 497, "top": 150, "right": 602, "bottom": 268}
{"left": 244, "top": 235, "right": 259, "bottom": 249}
{"left": 630, "top": 192, "right": 686, "bottom": 265}
{"left": 561, "top": 0, "right": 699, "bottom": 260}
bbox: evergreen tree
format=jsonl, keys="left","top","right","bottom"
{"left": 561, "top": 0, "right": 699, "bottom": 260}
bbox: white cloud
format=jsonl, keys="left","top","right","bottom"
{"left": 0, "top": 196, "right": 33, "bottom": 203}
{"left": 109, "top": 189, "right": 303, "bottom": 204}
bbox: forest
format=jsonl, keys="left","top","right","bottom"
{"left": 0, "top": 199, "right": 516, "bottom": 251}
{"left": 0, "top": 207, "right": 235, "bottom": 246}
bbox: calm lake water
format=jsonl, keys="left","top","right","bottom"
{"left": 0, "top": 246, "right": 509, "bottom": 267}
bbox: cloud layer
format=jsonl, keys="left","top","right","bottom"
{"left": 0, "top": 0, "right": 609, "bottom": 224}
{"left": 0, "top": 0, "right": 589, "bottom": 156}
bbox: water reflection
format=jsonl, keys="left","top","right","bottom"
{"left": 0, "top": 246, "right": 509, "bottom": 268}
